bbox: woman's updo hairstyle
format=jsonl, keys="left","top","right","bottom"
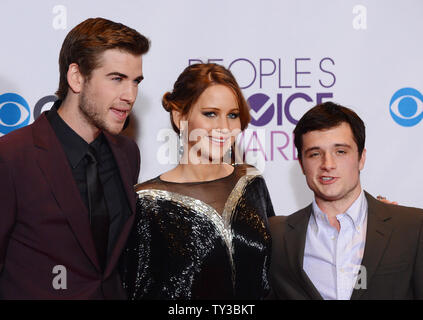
{"left": 162, "top": 63, "right": 251, "bottom": 134}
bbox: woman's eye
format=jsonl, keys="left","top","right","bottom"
{"left": 203, "top": 112, "right": 216, "bottom": 117}
{"left": 228, "top": 113, "right": 239, "bottom": 119}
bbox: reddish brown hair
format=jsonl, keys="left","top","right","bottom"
{"left": 162, "top": 63, "right": 251, "bottom": 134}
{"left": 56, "top": 17, "right": 150, "bottom": 100}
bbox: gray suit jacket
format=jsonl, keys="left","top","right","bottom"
{"left": 268, "top": 191, "right": 423, "bottom": 300}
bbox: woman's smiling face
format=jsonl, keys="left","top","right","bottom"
{"left": 180, "top": 84, "right": 242, "bottom": 163}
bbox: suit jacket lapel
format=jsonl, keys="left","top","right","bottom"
{"left": 103, "top": 132, "right": 137, "bottom": 276}
{"left": 33, "top": 114, "right": 101, "bottom": 271}
{"left": 351, "top": 191, "right": 394, "bottom": 300}
{"left": 284, "top": 206, "right": 323, "bottom": 300}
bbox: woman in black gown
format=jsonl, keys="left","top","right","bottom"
{"left": 120, "top": 63, "right": 275, "bottom": 299}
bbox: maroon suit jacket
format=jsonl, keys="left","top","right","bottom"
{"left": 0, "top": 113, "right": 140, "bottom": 299}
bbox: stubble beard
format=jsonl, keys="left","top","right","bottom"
{"left": 79, "top": 90, "right": 121, "bottom": 135}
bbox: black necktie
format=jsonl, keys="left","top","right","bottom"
{"left": 86, "top": 145, "right": 109, "bottom": 271}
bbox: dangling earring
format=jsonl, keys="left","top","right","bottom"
{"left": 224, "top": 144, "right": 234, "bottom": 165}
{"left": 178, "top": 131, "right": 184, "bottom": 163}
{"left": 230, "top": 145, "right": 235, "bottom": 165}
{"left": 178, "top": 130, "right": 184, "bottom": 159}
{"left": 231, "top": 143, "right": 240, "bottom": 165}
{"left": 178, "top": 121, "right": 188, "bottom": 164}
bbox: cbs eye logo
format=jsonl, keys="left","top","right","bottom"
{"left": 0, "top": 93, "right": 30, "bottom": 135}
{"left": 389, "top": 88, "right": 423, "bottom": 127}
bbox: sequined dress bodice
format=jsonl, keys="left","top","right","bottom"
{"left": 120, "top": 164, "right": 275, "bottom": 299}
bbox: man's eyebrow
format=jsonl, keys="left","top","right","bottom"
{"left": 334, "top": 143, "right": 352, "bottom": 148}
{"left": 304, "top": 143, "right": 352, "bottom": 154}
{"left": 106, "top": 72, "right": 128, "bottom": 78}
{"left": 106, "top": 72, "right": 144, "bottom": 82}
{"left": 304, "top": 146, "right": 321, "bottom": 154}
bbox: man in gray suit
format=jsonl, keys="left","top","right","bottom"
{"left": 268, "top": 102, "right": 423, "bottom": 300}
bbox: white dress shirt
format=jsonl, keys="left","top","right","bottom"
{"left": 303, "top": 190, "right": 368, "bottom": 300}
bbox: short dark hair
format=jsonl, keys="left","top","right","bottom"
{"left": 56, "top": 17, "right": 150, "bottom": 100}
{"left": 162, "top": 63, "right": 251, "bottom": 134}
{"left": 293, "top": 102, "right": 366, "bottom": 161}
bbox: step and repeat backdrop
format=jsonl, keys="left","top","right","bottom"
{"left": 1, "top": 0, "right": 422, "bottom": 215}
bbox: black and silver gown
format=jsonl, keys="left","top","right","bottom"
{"left": 120, "top": 164, "right": 275, "bottom": 299}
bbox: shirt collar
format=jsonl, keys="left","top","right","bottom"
{"left": 46, "top": 101, "right": 104, "bottom": 168}
{"left": 311, "top": 190, "right": 367, "bottom": 234}
{"left": 344, "top": 189, "right": 367, "bottom": 232}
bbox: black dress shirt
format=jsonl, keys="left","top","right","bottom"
{"left": 47, "top": 100, "right": 131, "bottom": 261}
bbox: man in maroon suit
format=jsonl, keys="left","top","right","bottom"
{"left": 0, "top": 18, "right": 150, "bottom": 299}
